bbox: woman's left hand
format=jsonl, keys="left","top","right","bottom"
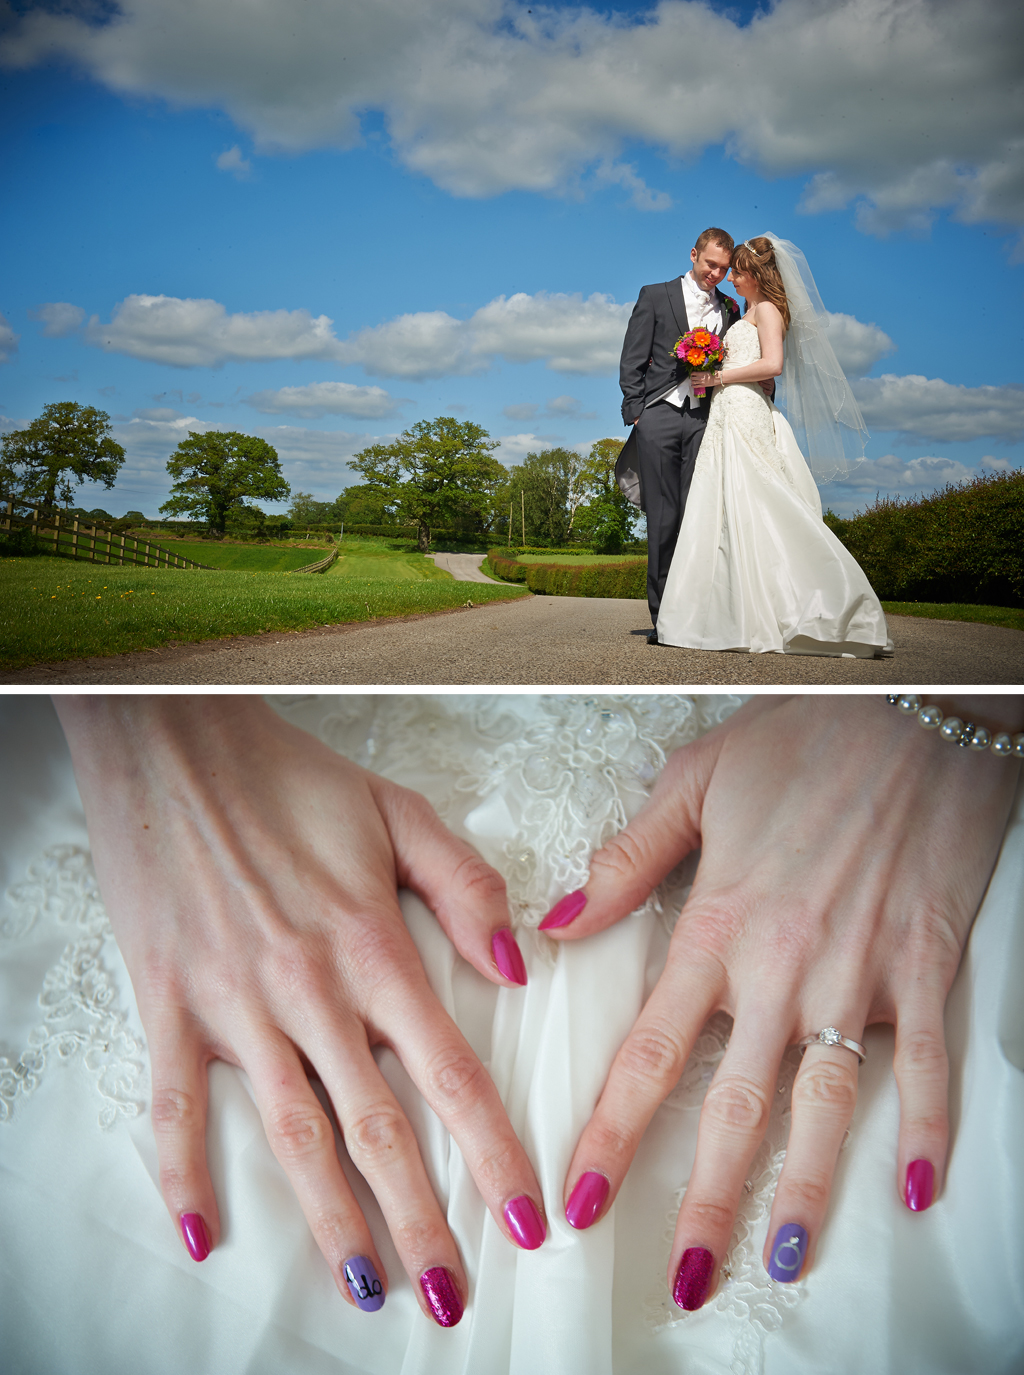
{"left": 691, "top": 371, "right": 721, "bottom": 388}
{"left": 545, "top": 695, "right": 1019, "bottom": 1308}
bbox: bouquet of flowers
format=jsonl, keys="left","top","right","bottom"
{"left": 671, "top": 327, "right": 725, "bottom": 397}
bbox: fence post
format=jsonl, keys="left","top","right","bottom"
{"left": 72, "top": 517, "right": 80, "bottom": 559}
{"left": 119, "top": 532, "right": 125, "bottom": 565}
{"left": 52, "top": 510, "right": 60, "bottom": 554}
{"left": 3, "top": 496, "right": 12, "bottom": 534}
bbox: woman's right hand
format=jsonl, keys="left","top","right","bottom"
{"left": 54, "top": 695, "right": 544, "bottom": 1327}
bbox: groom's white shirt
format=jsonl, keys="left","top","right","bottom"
{"left": 661, "top": 270, "right": 725, "bottom": 410}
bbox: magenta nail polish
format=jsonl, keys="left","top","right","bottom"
{"left": 673, "top": 1246, "right": 713, "bottom": 1310}
{"left": 905, "top": 1159, "right": 935, "bottom": 1211}
{"left": 504, "top": 1194, "right": 546, "bottom": 1250}
{"left": 492, "top": 928, "right": 527, "bottom": 985}
{"left": 420, "top": 1266, "right": 464, "bottom": 1327}
{"left": 180, "top": 1212, "right": 210, "bottom": 1262}
{"left": 565, "top": 1172, "right": 610, "bottom": 1230}
{"left": 539, "top": 889, "right": 587, "bottom": 931}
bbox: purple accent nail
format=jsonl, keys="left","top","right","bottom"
{"left": 344, "top": 1255, "right": 385, "bottom": 1312}
{"left": 905, "top": 1159, "right": 935, "bottom": 1212}
{"left": 180, "top": 1212, "right": 210, "bottom": 1262}
{"left": 565, "top": 1172, "right": 610, "bottom": 1230}
{"left": 420, "top": 1266, "right": 464, "bottom": 1327}
{"left": 504, "top": 1194, "right": 546, "bottom": 1250}
{"left": 672, "top": 1246, "right": 713, "bottom": 1310}
{"left": 539, "top": 889, "right": 587, "bottom": 931}
{"left": 492, "top": 928, "right": 527, "bottom": 985}
{"left": 767, "top": 1224, "right": 808, "bottom": 1282}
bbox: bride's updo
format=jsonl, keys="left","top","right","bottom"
{"left": 732, "top": 236, "right": 791, "bottom": 331}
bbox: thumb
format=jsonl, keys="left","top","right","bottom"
{"left": 540, "top": 728, "right": 724, "bottom": 941}
{"left": 369, "top": 775, "right": 527, "bottom": 988}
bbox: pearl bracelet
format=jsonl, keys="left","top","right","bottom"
{"left": 886, "top": 694, "right": 1024, "bottom": 759}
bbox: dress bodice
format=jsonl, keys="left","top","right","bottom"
{"left": 722, "top": 316, "right": 763, "bottom": 368}
{"left": 703, "top": 319, "right": 785, "bottom": 477}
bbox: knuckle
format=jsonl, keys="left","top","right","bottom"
{"left": 701, "top": 1076, "right": 771, "bottom": 1135}
{"left": 589, "top": 828, "right": 653, "bottom": 885}
{"left": 423, "top": 1045, "right": 488, "bottom": 1110}
{"left": 587, "top": 1115, "right": 641, "bottom": 1166}
{"left": 449, "top": 851, "right": 506, "bottom": 907}
{"left": 267, "top": 1102, "right": 333, "bottom": 1164}
{"left": 617, "top": 1024, "right": 687, "bottom": 1089}
{"left": 895, "top": 1029, "right": 948, "bottom": 1083}
{"left": 345, "top": 1104, "right": 412, "bottom": 1165}
{"left": 780, "top": 1172, "right": 832, "bottom": 1216}
{"left": 151, "top": 1087, "right": 202, "bottom": 1136}
{"left": 792, "top": 1060, "right": 858, "bottom": 1119}
{"left": 685, "top": 1197, "right": 737, "bottom": 1240}
{"left": 391, "top": 1215, "right": 442, "bottom": 1264}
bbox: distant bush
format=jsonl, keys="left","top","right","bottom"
{"left": 824, "top": 469, "right": 1024, "bottom": 607}
{"left": 0, "top": 527, "right": 45, "bottom": 558}
{"left": 488, "top": 550, "right": 646, "bottom": 598}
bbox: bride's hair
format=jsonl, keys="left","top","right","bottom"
{"left": 732, "top": 237, "right": 791, "bottom": 331}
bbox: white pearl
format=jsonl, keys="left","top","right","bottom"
{"left": 918, "top": 705, "right": 943, "bottom": 729}
{"left": 991, "top": 733, "right": 1013, "bottom": 757}
{"left": 969, "top": 726, "right": 991, "bottom": 750}
{"left": 939, "top": 716, "right": 964, "bottom": 742}
{"left": 897, "top": 694, "right": 923, "bottom": 714}
{"left": 1012, "top": 733, "right": 1024, "bottom": 760}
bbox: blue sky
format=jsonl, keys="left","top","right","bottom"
{"left": 1, "top": 0, "right": 1022, "bottom": 519}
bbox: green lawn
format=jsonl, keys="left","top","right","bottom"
{"left": 0, "top": 556, "right": 528, "bottom": 670}
{"left": 164, "top": 540, "right": 330, "bottom": 572}
{"left": 881, "top": 601, "right": 1024, "bottom": 633}
{"left": 328, "top": 550, "right": 449, "bottom": 581}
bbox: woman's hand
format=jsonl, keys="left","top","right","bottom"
{"left": 55, "top": 695, "right": 543, "bottom": 1327}
{"left": 544, "top": 695, "right": 1020, "bottom": 1308}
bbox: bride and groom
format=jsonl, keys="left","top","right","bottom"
{"left": 618, "top": 227, "right": 892, "bottom": 657}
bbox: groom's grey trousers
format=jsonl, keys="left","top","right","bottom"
{"left": 635, "top": 399, "right": 707, "bottom": 625}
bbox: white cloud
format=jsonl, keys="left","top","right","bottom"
{"left": 824, "top": 312, "right": 895, "bottom": 377}
{"left": 78, "top": 289, "right": 631, "bottom": 376}
{"left": 247, "top": 381, "right": 403, "bottom": 419}
{"left": 84, "top": 294, "right": 345, "bottom": 367}
{"left": 0, "top": 311, "right": 19, "bottom": 362}
{"left": 216, "top": 144, "right": 252, "bottom": 178}
{"left": 2, "top": 0, "right": 1021, "bottom": 235}
{"left": 853, "top": 375, "right": 1024, "bottom": 443}
{"left": 503, "top": 393, "right": 594, "bottom": 422}
{"left": 29, "top": 302, "right": 86, "bottom": 337}
{"left": 829, "top": 452, "right": 980, "bottom": 495}
{"left": 503, "top": 402, "right": 537, "bottom": 422}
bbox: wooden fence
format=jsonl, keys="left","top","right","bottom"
{"left": 287, "top": 533, "right": 338, "bottom": 575}
{"left": 2, "top": 497, "right": 214, "bottom": 570}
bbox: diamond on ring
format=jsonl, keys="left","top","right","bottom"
{"left": 819, "top": 1027, "right": 842, "bottom": 1046}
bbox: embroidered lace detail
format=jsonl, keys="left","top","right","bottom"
{"left": 701, "top": 320, "right": 791, "bottom": 485}
{"left": 643, "top": 1013, "right": 805, "bottom": 1375}
{"left": 1, "top": 845, "right": 146, "bottom": 1128}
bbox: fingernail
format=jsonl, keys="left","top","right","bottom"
{"left": 492, "top": 928, "right": 527, "bottom": 985}
{"left": 905, "top": 1159, "right": 935, "bottom": 1212}
{"left": 565, "top": 1171, "right": 610, "bottom": 1230}
{"left": 503, "top": 1194, "right": 546, "bottom": 1250}
{"left": 767, "top": 1223, "right": 808, "bottom": 1282}
{"left": 343, "top": 1255, "right": 385, "bottom": 1312}
{"left": 180, "top": 1212, "right": 211, "bottom": 1262}
{"left": 672, "top": 1246, "right": 713, "bottom": 1310}
{"left": 420, "top": 1266, "right": 464, "bottom": 1327}
{"left": 539, "top": 889, "right": 587, "bottom": 931}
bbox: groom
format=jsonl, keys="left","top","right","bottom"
{"left": 618, "top": 227, "right": 739, "bottom": 641}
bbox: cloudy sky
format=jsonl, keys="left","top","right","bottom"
{"left": 1, "top": 0, "right": 1022, "bottom": 518}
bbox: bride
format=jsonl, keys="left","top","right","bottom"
{"left": 656, "top": 235, "right": 893, "bottom": 657}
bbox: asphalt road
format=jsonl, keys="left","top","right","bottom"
{"left": 6, "top": 593, "right": 1023, "bottom": 686}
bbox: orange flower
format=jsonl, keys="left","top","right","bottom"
{"left": 686, "top": 348, "right": 706, "bottom": 366}
{"left": 692, "top": 328, "right": 712, "bottom": 347}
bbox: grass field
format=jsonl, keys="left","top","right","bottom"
{"left": 0, "top": 556, "right": 528, "bottom": 670}
{"left": 164, "top": 540, "right": 329, "bottom": 572}
{"left": 328, "top": 550, "right": 449, "bottom": 580}
{"left": 880, "top": 601, "right": 1024, "bottom": 633}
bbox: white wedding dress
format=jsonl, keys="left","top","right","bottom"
{"left": 2, "top": 694, "right": 1022, "bottom": 1375}
{"left": 656, "top": 320, "right": 893, "bottom": 656}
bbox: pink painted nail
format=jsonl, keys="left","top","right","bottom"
{"left": 539, "top": 889, "right": 587, "bottom": 931}
{"left": 503, "top": 1195, "right": 546, "bottom": 1250}
{"left": 180, "top": 1212, "right": 211, "bottom": 1262}
{"left": 492, "top": 928, "right": 527, "bottom": 985}
{"left": 420, "top": 1266, "right": 464, "bottom": 1327}
{"left": 565, "top": 1171, "right": 610, "bottom": 1230}
{"left": 905, "top": 1159, "right": 935, "bottom": 1211}
{"left": 673, "top": 1246, "right": 713, "bottom": 1310}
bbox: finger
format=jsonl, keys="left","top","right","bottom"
{"left": 370, "top": 776, "right": 527, "bottom": 988}
{"left": 761, "top": 1029, "right": 864, "bottom": 1285}
{"left": 242, "top": 1031, "right": 394, "bottom": 1316}
{"left": 539, "top": 732, "right": 719, "bottom": 940}
{"left": 147, "top": 1010, "right": 220, "bottom": 1263}
{"left": 563, "top": 949, "right": 720, "bottom": 1231}
{"left": 374, "top": 978, "right": 547, "bottom": 1254}
{"left": 893, "top": 999, "right": 949, "bottom": 1213}
{"left": 669, "top": 1008, "right": 790, "bottom": 1310}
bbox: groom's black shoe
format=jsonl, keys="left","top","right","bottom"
{"left": 647, "top": 630, "right": 661, "bottom": 645}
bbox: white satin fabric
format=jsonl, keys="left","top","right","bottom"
{"left": 1, "top": 694, "right": 1022, "bottom": 1375}
{"left": 657, "top": 320, "right": 892, "bottom": 657}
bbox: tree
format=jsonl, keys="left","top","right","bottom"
{"left": 288, "top": 491, "right": 334, "bottom": 525}
{"left": 573, "top": 437, "right": 638, "bottom": 553}
{"left": 160, "top": 430, "right": 290, "bottom": 533}
{"left": 0, "top": 402, "right": 125, "bottom": 509}
{"left": 331, "top": 484, "right": 398, "bottom": 527}
{"left": 503, "top": 448, "right": 584, "bottom": 546}
{"left": 350, "top": 417, "right": 506, "bottom": 551}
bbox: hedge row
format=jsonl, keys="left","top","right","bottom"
{"left": 824, "top": 469, "right": 1024, "bottom": 606}
{"left": 488, "top": 550, "right": 646, "bottom": 598}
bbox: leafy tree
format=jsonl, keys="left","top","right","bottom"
{"left": 287, "top": 490, "right": 334, "bottom": 525}
{"left": 160, "top": 430, "right": 290, "bottom": 533}
{"left": 331, "top": 484, "right": 399, "bottom": 526}
{"left": 0, "top": 402, "right": 125, "bottom": 509}
{"left": 573, "top": 437, "right": 638, "bottom": 553}
{"left": 503, "top": 448, "right": 584, "bottom": 546}
{"left": 350, "top": 417, "right": 506, "bottom": 550}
